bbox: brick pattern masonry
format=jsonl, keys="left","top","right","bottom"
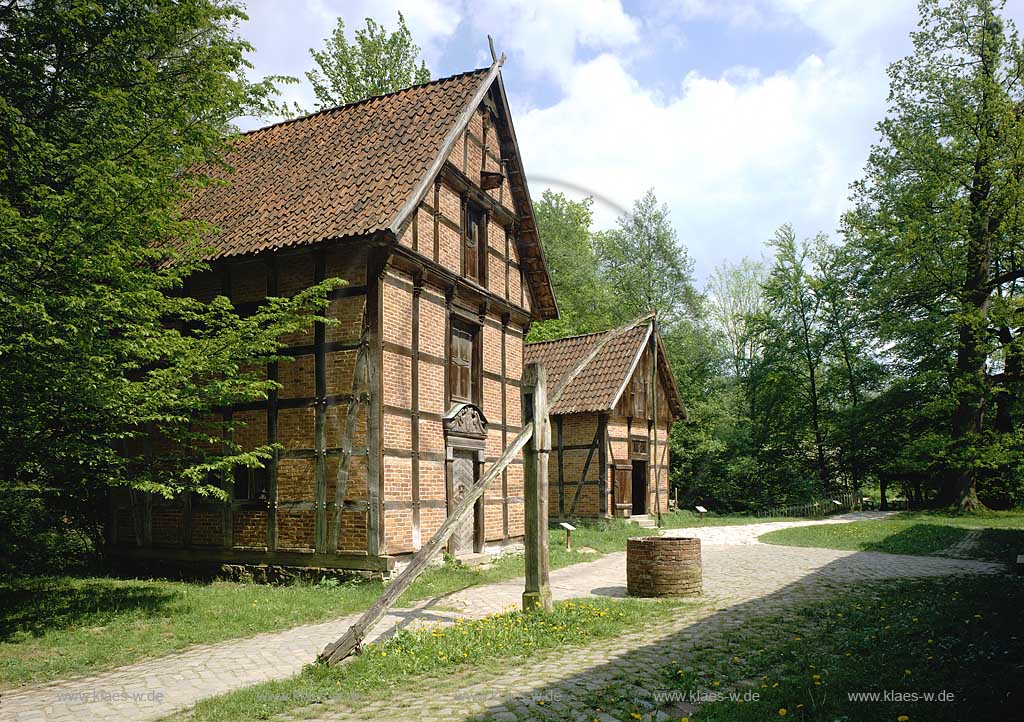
{"left": 626, "top": 536, "right": 702, "bottom": 597}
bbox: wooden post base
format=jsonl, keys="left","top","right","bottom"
{"left": 522, "top": 589, "right": 553, "bottom": 612}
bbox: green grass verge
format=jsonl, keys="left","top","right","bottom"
{"left": 166, "top": 597, "right": 691, "bottom": 722}
{"left": 0, "top": 511, "right": 795, "bottom": 689}
{"left": 579, "top": 574, "right": 1023, "bottom": 721}
{"left": 657, "top": 511, "right": 806, "bottom": 528}
{"left": 759, "top": 509, "right": 1024, "bottom": 563}
{"left": 0, "top": 515, "right": 660, "bottom": 688}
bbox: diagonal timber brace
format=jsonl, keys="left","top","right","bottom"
{"left": 328, "top": 325, "right": 371, "bottom": 553}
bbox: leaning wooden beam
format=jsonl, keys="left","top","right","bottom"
{"left": 317, "top": 312, "right": 653, "bottom": 665}
{"left": 328, "top": 326, "right": 370, "bottom": 553}
{"left": 319, "top": 421, "right": 534, "bottom": 665}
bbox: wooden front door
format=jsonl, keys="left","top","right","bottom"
{"left": 451, "top": 450, "right": 477, "bottom": 555}
{"left": 614, "top": 466, "right": 632, "bottom": 516}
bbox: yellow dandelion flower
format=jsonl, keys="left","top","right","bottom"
{"left": 898, "top": 716, "right": 909, "bottom": 721}
{"left": 779, "top": 708, "right": 787, "bottom": 717}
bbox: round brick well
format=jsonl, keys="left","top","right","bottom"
{"left": 626, "top": 536, "right": 702, "bottom": 597}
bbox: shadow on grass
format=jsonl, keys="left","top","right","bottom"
{"left": 0, "top": 577, "right": 179, "bottom": 642}
{"left": 449, "top": 550, "right": 1017, "bottom": 722}
{"left": 857, "top": 523, "right": 967, "bottom": 556}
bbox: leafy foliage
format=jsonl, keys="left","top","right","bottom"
{"left": 305, "top": 12, "right": 431, "bottom": 110}
{"left": 844, "top": 0, "right": 1024, "bottom": 508}
{"left": 527, "top": 191, "right": 613, "bottom": 341}
{"left": 0, "top": 1, "right": 338, "bottom": 555}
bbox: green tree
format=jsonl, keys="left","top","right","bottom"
{"left": 528, "top": 191, "right": 613, "bottom": 341}
{"left": 753, "top": 225, "right": 831, "bottom": 493}
{"left": 306, "top": 12, "right": 430, "bottom": 109}
{"left": 0, "top": 0, "right": 336, "bottom": 558}
{"left": 706, "top": 257, "right": 767, "bottom": 377}
{"left": 844, "top": 0, "right": 1024, "bottom": 509}
{"left": 596, "top": 189, "right": 699, "bottom": 328}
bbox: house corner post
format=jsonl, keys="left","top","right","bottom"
{"left": 522, "top": 361, "right": 552, "bottom": 612}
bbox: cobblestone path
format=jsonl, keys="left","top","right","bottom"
{"left": 938, "top": 529, "right": 984, "bottom": 559}
{"left": 0, "top": 511, "right": 984, "bottom": 722}
{"left": 298, "top": 545, "right": 1000, "bottom": 722}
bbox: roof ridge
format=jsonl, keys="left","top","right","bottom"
{"left": 237, "top": 66, "right": 492, "bottom": 138}
{"left": 524, "top": 329, "right": 610, "bottom": 347}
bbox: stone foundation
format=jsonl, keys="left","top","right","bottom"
{"left": 626, "top": 536, "right": 702, "bottom": 597}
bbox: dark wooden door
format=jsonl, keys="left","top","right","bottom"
{"left": 614, "top": 467, "right": 632, "bottom": 512}
{"left": 631, "top": 460, "right": 647, "bottom": 515}
{"left": 451, "top": 450, "right": 476, "bottom": 555}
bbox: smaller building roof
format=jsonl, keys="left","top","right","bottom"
{"left": 524, "top": 319, "right": 686, "bottom": 418}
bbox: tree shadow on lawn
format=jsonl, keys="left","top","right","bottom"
{"left": 0, "top": 577, "right": 179, "bottom": 642}
{"left": 847, "top": 523, "right": 1024, "bottom": 563}
{"left": 856, "top": 523, "right": 968, "bottom": 557}
{"left": 453, "top": 548, "right": 1018, "bottom": 722}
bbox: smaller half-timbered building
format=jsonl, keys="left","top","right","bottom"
{"left": 524, "top": 319, "right": 685, "bottom": 520}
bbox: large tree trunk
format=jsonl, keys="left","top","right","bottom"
{"left": 807, "top": 360, "right": 829, "bottom": 493}
{"left": 939, "top": 33, "right": 999, "bottom": 512}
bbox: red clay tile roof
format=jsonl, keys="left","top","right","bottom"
{"left": 524, "top": 321, "right": 685, "bottom": 417}
{"left": 181, "top": 68, "right": 491, "bottom": 261}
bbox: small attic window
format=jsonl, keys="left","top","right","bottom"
{"left": 464, "top": 202, "right": 486, "bottom": 283}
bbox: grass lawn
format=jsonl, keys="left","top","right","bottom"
{"left": 166, "top": 597, "right": 694, "bottom": 722}
{"left": 0, "top": 511, "right": 765, "bottom": 689}
{"left": 0, "top": 511, "right": 810, "bottom": 689}
{"left": 759, "top": 509, "right": 1024, "bottom": 563}
{"left": 658, "top": 510, "right": 807, "bottom": 528}
{"left": 582, "top": 573, "right": 1024, "bottom": 721}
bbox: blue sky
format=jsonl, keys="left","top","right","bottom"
{"left": 237, "top": 0, "right": 1024, "bottom": 283}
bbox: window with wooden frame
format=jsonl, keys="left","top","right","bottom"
{"left": 233, "top": 465, "right": 268, "bottom": 501}
{"left": 449, "top": 321, "right": 479, "bottom": 404}
{"left": 464, "top": 202, "right": 486, "bottom": 283}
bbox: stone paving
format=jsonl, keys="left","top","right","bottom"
{"left": 0, "top": 511, "right": 996, "bottom": 722}
{"left": 299, "top": 544, "right": 1001, "bottom": 722}
{"left": 938, "top": 529, "right": 984, "bottom": 559}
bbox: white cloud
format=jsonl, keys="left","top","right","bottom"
{"left": 462, "top": 0, "right": 639, "bottom": 87}
{"left": 238, "top": 0, "right": 459, "bottom": 118}
{"left": 515, "top": 46, "right": 889, "bottom": 278}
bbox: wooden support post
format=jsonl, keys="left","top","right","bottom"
{"left": 651, "top": 317, "right": 663, "bottom": 528}
{"left": 522, "top": 362, "right": 552, "bottom": 612}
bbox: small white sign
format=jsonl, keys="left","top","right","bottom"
{"left": 832, "top": 500, "right": 842, "bottom": 506}
{"left": 695, "top": 505, "right": 707, "bottom": 514}
{"left": 559, "top": 522, "right": 576, "bottom": 531}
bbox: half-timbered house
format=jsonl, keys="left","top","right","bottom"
{"left": 523, "top": 319, "right": 685, "bottom": 520}
{"left": 108, "top": 59, "right": 557, "bottom": 575}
